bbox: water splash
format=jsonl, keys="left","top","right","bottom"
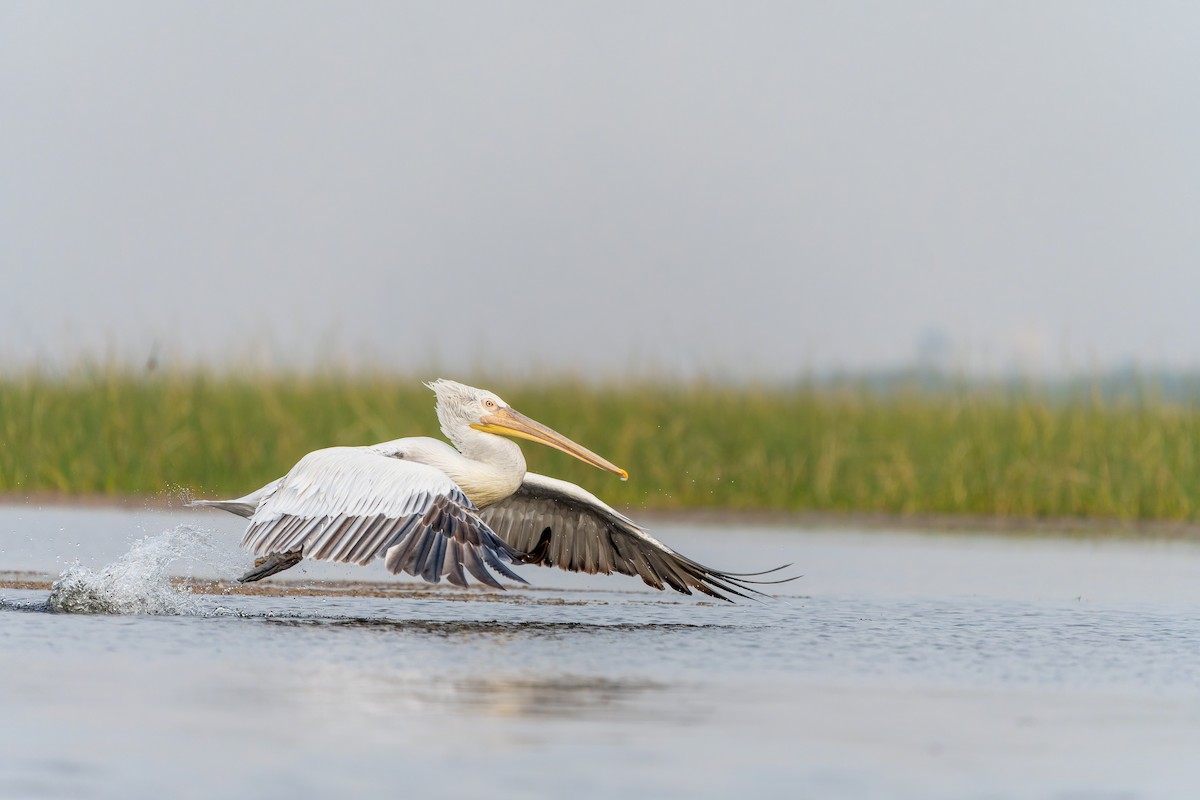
{"left": 48, "top": 524, "right": 236, "bottom": 615}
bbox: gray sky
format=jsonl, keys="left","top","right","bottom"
{"left": 2, "top": 2, "right": 1198, "bottom": 380}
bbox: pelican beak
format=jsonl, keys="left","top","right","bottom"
{"left": 472, "top": 407, "right": 629, "bottom": 480}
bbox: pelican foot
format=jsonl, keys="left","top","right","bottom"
{"left": 238, "top": 549, "right": 303, "bottom": 583}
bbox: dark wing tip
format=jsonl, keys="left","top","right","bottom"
{"left": 718, "top": 564, "right": 796, "bottom": 578}
{"left": 675, "top": 561, "right": 801, "bottom": 603}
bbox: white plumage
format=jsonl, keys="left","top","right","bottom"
{"left": 190, "top": 380, "right": 792, "bottom": 600}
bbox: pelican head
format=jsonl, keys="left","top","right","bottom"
{"left": 426, "top": 379, "right": 628, "bottom": 480}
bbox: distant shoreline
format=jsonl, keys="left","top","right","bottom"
{"left": 7, "top": 374, "right": 1200, "bottom": 521}
{"left": 4, "top": 492, "right": 1199, "bottom": 540}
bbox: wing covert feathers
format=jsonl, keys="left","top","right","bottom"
{"left": 240, "top": 448, "right": 525, "bottom": 589}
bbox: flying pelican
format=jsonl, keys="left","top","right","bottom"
{"left": 190, "top": 380, "right": 792, "bottom": 601}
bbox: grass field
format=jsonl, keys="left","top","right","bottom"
{"left": 3, "top": 369, "right": 1200, "bottom": 521}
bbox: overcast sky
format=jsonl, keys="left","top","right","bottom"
{"left": 2, "top": 2, "right": 1198, "bottom": 380}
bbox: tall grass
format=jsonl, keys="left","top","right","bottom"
{"left": 3, "top": 369, "right": 1200, "bottom": 521}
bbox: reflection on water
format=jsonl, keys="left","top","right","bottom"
{"left": 262, "top": 615, "right": 720, "bottom": 637}
{"left": 450, "top": 675, "right": 665, "bottom": 718}
{"left": 284, "top": 663, "right": 667, "bottom": 720}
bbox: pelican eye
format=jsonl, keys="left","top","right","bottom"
{"left": 483, "top": 398, "right": 498, "bottom": 410}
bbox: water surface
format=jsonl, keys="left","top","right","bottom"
{"left": 2, "top": 504, "right": 1199, "bottom": 799}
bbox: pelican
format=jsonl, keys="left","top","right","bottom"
{"left": 190, "top": 380, "right": 792, "bottom": 601}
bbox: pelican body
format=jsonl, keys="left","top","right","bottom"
{"left": 190, "top": 380, "right": 790, "bottom": 600}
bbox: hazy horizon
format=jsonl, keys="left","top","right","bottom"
{"left": 4, "top": 3, "right": 1198, "bottom": 380}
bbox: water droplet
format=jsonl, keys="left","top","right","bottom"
{"left": 47, "top": 524, "right": 241, "bottom": 616}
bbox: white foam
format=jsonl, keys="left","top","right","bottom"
{"left": 48, "top": 524, "right": 239, "bottom": 615}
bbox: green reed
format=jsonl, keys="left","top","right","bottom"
{"left": 3, "top": 369, "right": 1200, "bottom": 521}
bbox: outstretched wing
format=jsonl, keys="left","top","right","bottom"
{"left": 243, "top": 447, "right": 526, "bottom": 589}
{"left": 479, "top": 473, "right": 793, "bottom": 602}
